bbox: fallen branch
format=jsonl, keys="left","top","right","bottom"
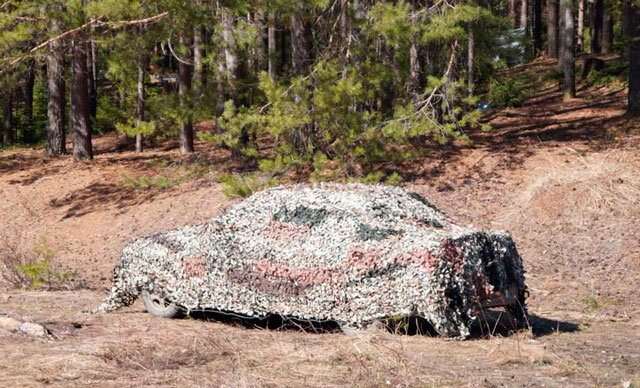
{"left": 0, "top": 12, "right": 169, "bottom": 74}
{"left": 417, "top": 40, "right": 458, "bottom": 114}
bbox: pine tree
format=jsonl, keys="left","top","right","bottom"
{"left": 628, "top": 1, "right": 640, "bottom": 114}
{"left": 46, "top": 7, "right": 66, "bottom": 156}
{"left": 561, "top": 0, "right": 576, "bottom": 100}
{"left": 547, "top": 0, "right": 559, "bottom": 58}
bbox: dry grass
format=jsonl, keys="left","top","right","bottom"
{"left": 0, "top": 232, "right": 31, "bottom": 289}
{"left": 511, "top": 149, "right": 640, "bottom": 225}
{"left": 500, "top": 147, "right": 640, "bottom": 318}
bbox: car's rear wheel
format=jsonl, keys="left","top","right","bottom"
{"left": 141, "top": 291, "right": 182, "bottom": 318}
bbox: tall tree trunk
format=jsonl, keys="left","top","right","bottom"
{"left": 340, "top": 0, "right": 353, "bottom": 77}
{"left": 533, "top": 0, "right": 543, "bottom": 54}
{"left": 520, "top": 0, "right": 528, "bottom": 30}
{"left": 561, "top": 0, "right": 576, "bottom": 100}
{"left": 215, "top": 60, "right": 225, "bottom": 136}
{"left": 577, "top": 0, "right": 585, "bottom": 52}
{"left": 623, "top": 0, "right": 633, "bottom": 57}
{"left": 268, "top": 12, "right": 277, "bottom": 81}
{"left": 251, "top": 10, "right": 265, "bottom": 78}
{"left": 509, "top": 0, "right": 518, "bottom": 27}
{"left": 87, "top": 40, "right": 97, "bottom": 120}
{"left": 602, "top": 3, "right": 613, "bottom": 55}
{"left": 221, "top": 10, "right": 244, "bottom": 157}
{"left": 467, "top": 24, "right": 474, "bottom": 97}
{"left": 591, "top": 0, "right": 603, "bottom": 54}
{"left": 547, "top": 0, "right": 559, "bottom": 58}
{"left": 628, "top": 1, "right": 640, "bottom": 114}
{"left": 290, "top": 3, "right": 311, "bottom": 76}
{"left": 193, "top": 26, "right": 204, "bottom": 93}
{"left": 24, "top": 60, "right": 35, "bottom": 142}
{"left": 557, "top": 0, "right": 566, "bottom": 69}
{"left": 410, "top": 37, "right": 420, "bottom": 94}
{"left": 222, "top": 11, "right": 238, "bottom": 91}
{"left": 71, "top": 37, "right": 93, "bottom": 161}
{"left": 178, "top": 33, "right": 194, "bottom": 154}
{"left": 3, "top": 91, "right": 13, "bottom": 145}
{"left": 290, "top": 2, "right": 312, "bottom": 153}
{"left": 47, "top": 15, "right": 66, "bottom": 156}
{"left": 135, "top": 53, "right": 149, "bottom": 153}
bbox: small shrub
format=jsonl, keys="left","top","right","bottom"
{"left": 584, "top": 295, "right": 601, "bottom": 312}
{"left": 0, "top": 236, "right": 77, "bottom": 290}
{"left": 587, "top": 61, "right": 627, "bottom": 88}
{"left": 0, "top": 233, "right": 30, "bottom": 288}
{"left": 346, "top": 171, "right": 403, "bottom": 185}
{"left": 121, "top": 160, "right": 215, "bottom": 191}
{"left": 120, "top": 171, "right": 180, "bottom": 190}
{"left": 542, "top": 68, "right": 564, "bottom": 83}
{"left": 486, "top": 77, "right": 528, "bottom": 109}
{"left": 219, "top": 172, "right": 279, "bottom": 198}
{"left": 18, "top": 238, "right": 77, "bottom": 290}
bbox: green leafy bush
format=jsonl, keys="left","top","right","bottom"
{"left": 120, "top": 171, "right": 180, "bottom": 190}
{"left": 486, "top": 77, "right": 528, "bottom": 108}
{"left": 218, "top": 172, "right": 279, "bottom": 198}
{"left": 587, "top": 61, "right": 628, "bottom": 87}
{"left": 17, "top": 238, "right": 77, "bottom": 290}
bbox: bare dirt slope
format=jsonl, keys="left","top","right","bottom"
{"left": 1, "top": 62, "right": 640, "bottom": 387}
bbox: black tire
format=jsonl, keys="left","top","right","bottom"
{"left": 141, "top": 291, "right": 182, "bottom": 318}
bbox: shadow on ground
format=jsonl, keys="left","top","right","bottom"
{"left": 185, "top": 309, "right": 579, "bottom": 340}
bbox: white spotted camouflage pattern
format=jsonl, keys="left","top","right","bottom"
{"left": 94, "top": 183, "right": 527, "bottom": 339}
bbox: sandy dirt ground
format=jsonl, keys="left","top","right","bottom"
{"left": 1, "top": 60, "right": 640, "bottom": 387}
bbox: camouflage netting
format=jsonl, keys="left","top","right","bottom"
{"left": 94, "top": 183, "right": 527, "bottom": 339}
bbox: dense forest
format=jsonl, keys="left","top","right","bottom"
{"left": 0, "top": 0, "right": 639, "bottom": 181}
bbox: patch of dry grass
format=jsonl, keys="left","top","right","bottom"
{"left": 512, "top": 149, "right": 640, "bottom": 225}
{"left": 0, "top": 232, "right": 31, "bottom": 289}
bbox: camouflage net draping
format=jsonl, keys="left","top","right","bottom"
{"left": 94, "top": 183, "right": 527, "bottom": 339}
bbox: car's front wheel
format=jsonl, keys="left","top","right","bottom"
{"left": 141, "top": 291, "right": 182, "bottom": 318}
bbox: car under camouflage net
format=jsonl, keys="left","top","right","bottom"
{"left": 93, "top": 183, "right": 528, "bottom": 339}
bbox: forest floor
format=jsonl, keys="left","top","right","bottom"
{"left": 1, "top": 59, "right": 640, "bottom": 387}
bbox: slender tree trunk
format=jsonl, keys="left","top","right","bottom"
{"left": 290, "top": 3, "right": 311, "bottom": 76}
{"left": 628, "top": 2, "right": 640, "bottom": 114}
{"left": 193, "top": 26, "right": 204, "bottom": 93}
{"left": 557, "top": 0, "right": 566, "bottom": 69}
{"left": 561, "top": 0, "right": 576, "bottom": 100}
{"left": 47, "top": 15, "right": 66, "bottom": 156}
{"left": 602, "top": 3, "right": 613, "bottom": 55}
{"left": 87, "top": 40, "right": 97, "bottom": 120}
{"left": 290, "top": 2, "right": 312, "bottom": 152}
{"left": 591, "top": 0, "right": 603, "bottom": 54}
{"left": 252, "top": 10, "right": 265, "bottom": 77}
{"left": 221, "top": 10, "right": 244, "bottom": 157}
{"left": 24, "top": 60, "right": 35, "bottom": 142}
{"left": 509, "top": 0, "right": 518, "bottom": 27}
{"left": 467, "top": 24, "right": 474, "bottom": 97}
{"left": 71, "top": 37, "right": 93, "bottom": 161}
{"left": 267, "top": 12, "right": 278, "bottom": 81}
{"left": 520, "top": 0, "right": 528, "bottom": 30}
{"left": 135, "top": 53, "right": 149, "bottom": 153}
{"left": 222, "top": 11, "right": 238, "bottom": 90}
{"left": 533, "top": 0, "right": 543, "bottom": 54}
{"left": 178, "top": 33, "right": 194, "bottom": 154}
{"left": 268, "top": 13, "right": 277, "bottom": 81}
{"left": 410, "top": 37, "right": 420, "bottom": 94}
{"left": 3, "top": 91, "right": 13, "bottom": 145}
{"left": 340, "top": 0, "right": 352, "bottom": 77}
{"left": 577, "top": 0, "right": 585, "bottom": 52}
{"left": 215, "top": 60, "right": 225, "bottom": 135}
{"left": 547, "top": 0, "right": 559, "bottom": 58}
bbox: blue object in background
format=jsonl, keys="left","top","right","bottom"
{"left": 478, "top": 103, "right": 491, "bottom": 111}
